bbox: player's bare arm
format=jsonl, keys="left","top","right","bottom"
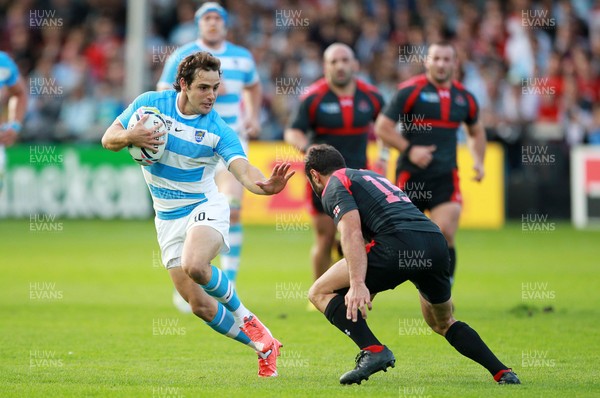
{"left": 374, "top": 113, "right": 407, "bottom": 152}
{"left": 465, "top": 120, "right": 486, "bottom": 182}
{"left": 284, "top": 127, "right": 310, "bottom": 153}
{"left": 0, "top": 77, "right": 28, "bottom": 146}
{"left": 242, "top": 82, "right": 262, "bottom": 139}
{"left": 101, "top": 116, "right": 165, "bottom": 152}
{"left": 374, "top": 114, "right": 435, "bottom": 169}
{"left": 7, "top": 77, "right": 27, "bottom": 123}
{"left": 228, "top": 158, "right": 294, "bottom": 195}
{"left": 337, "top": 209, "right": 372, "bottom": 322}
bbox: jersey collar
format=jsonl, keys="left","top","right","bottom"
{"left": 175, "top": 92, "right": 202, "bottom": 120}
{"left": 321, "top": 168, "right": 348, "bottom": 198}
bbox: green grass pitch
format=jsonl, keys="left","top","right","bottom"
{"left": 0, "top": 220, "right": 599, "bottom": 397}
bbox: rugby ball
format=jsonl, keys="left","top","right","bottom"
{"left": 127, "top": 107, "right": 168, "bottom": 166}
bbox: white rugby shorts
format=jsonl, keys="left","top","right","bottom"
{"left": 155, "top": 193, "right": 230, "bottom": 269}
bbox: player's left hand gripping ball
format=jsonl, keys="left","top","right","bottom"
{"left": 256, "top": 163, "right": 295, "bottom": 194}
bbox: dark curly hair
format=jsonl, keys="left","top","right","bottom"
{"left": 173, "top": 51, "right": 222, "bottom": 92}
{"left": 304, "top": 144, "right": 347, "bottom": 176}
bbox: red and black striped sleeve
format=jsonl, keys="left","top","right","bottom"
{"left": 370, "top": 89, "right": 385, "bottom": 120}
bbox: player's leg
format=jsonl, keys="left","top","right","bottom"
{"left": 169, "top": 265, "right": 251, "bottom": 345}
{"left": 309, "top": 258, "right": 395, "bottom": 384}
{"left": 171, "top": 167, "right": 243, "bottom": 311}
{"left": 182, "top": 225, "right": 253, "bottom": 329}
{"left": 429, "top": 201, "right": 460, "bottom": 255}
{"left": 429, "top": 201, "right": 461, "bottom": 285}
{"left": 311, "top": 213, "right": 337, "bottom": 281}
{"left": 180, "top": 225, "right": 251, "bottom": 332}
{"left": 414, "top": 231, "right": 520, "bottom": 384}
{"left": 157, "top": 199, "right": 279, "bottom": 375}
{"left": 419, "top": 294, "right": 520, "bottom": 384}
{"left": 181, "top": 223, "right": 281, "bottom": 375}
{"left": 306, "top": 184, "right": 337, "bottom": 282}
{"left": 429, "top": 169, "right": 462, "bottom": 285}
{"left": 215, "top": 167, "right": 244, "bottom": 284}
{"left": 309, "top": 258, "right": 383, "bottom": 349}
{"left": 308, "top": 258, "right": 349, "bottom": 311}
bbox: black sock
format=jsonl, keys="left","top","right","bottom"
{"left": 324, "top": 294, "right": 381, "bottom": 349}
{"left": 445, "top": 321, "right": 507, "bottom": 376}
{"left": 448, "top": 247, "right": 456, "bottom": 285}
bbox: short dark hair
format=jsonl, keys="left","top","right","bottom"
{"left": 173, "top": 51, "right": 222, "bottom": 92}
{"left": 304, "top": 144, "right": 346, "bottom": 176}
{"left": 428, "top": 42, "right": 457, "bottom": 58}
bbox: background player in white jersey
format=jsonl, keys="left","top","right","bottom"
{"left": 0, "top": 51, "right": 28, "bottom": 193}
{"left": 102, "top": 52, "right": 293, "bottom": 377}
{"left": 157, "top": 3, "right": 261, "bottom": 292}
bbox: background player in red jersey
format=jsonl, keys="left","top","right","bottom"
{"left": 374, "top": 42, "right": 486, "bottom": 285}
{"left": 305, "top": 144, "right": 519, "bottom": 386}
{"left": 285, "top": 43, "right": 387, "bottom": 284}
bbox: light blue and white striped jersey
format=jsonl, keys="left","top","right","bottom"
{"left": 117, "top": 90, "right": 247, "bottom": 220}
{"left": 157, "top": 40, "right": 259, "bottom": 134}
{"left": 0, "top": 52, "right": 20, "bottom": 164}
{"left": 0, "top": 51, "right": 19, "bottom": 88}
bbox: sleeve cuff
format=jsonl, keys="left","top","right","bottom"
{"left": 225, "top": 154, "right": 248, "bottom": 168}
{"left": 4, "top": 121, "right": 22, "bottom": 134}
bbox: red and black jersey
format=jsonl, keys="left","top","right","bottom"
{"left": 290, "top": 78, "right": 385, "bottom": 169}
{"left": 382, "top": 74, "right": 479, "bottom": 177}
{"left": 321, "top": 168, "right": 441, "bottom": 241}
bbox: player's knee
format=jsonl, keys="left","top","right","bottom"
{"left": 429, "top": 323, "right": 446, "bottom": 336}
{"left": 308, "top": 282, "right": 323, "bottom": 305}
{"left": 430, "top": 318, "right": 454, "bottom": 336}
{"left": 181, "top": 260, "right": 211, "bottom": 285}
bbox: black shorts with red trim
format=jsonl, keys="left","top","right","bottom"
{"left": 334, "top": 230, "right": 451, "bottom": 304}
{"left": 396, "top": 169, "right": 462, "bottom": 213}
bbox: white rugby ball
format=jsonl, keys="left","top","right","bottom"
{"left": 127, "top": 107, "right": 168, "bottom": 166}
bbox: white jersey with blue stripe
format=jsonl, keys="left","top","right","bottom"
{"left": 158, "top": 40, "right": 259, "bottom": 134}
{"left": 117, "top": 90, "right": 247, "bottom": 220}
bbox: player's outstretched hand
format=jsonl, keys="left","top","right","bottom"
{"left": 256, "top": 163, "right": 295, "bottom": 195}
{"left": 128, "top": 114, "right": 166, "bottom": 152}
{"left": 345, "top": 283, "right": 372, "bottom": 322}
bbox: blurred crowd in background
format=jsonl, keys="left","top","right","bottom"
{"left": 1, "top": 0, "right": 599, "bottom": 160}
